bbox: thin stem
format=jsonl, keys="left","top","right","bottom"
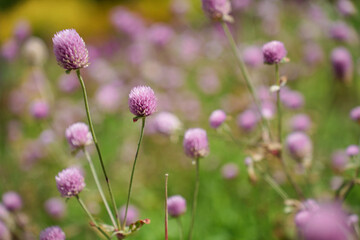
{"left": 122, "top": 117, "right": 146, "bottom": 230}
{"left": 76, "top": 195, "right": 111, "bottom": 240}
{"left": 165, "top": 174, "right": 169, "bottom": 240}
{"left": 76, "top": 69, "right": 120, "bottom": 230}
{"left": 188, "top": 158, "right": 200, "bottom": 240}
{"left": 264, "top": 174, "right": 288, "bottom": 200}
{"left": 177, "top": 217, "right": 184, "bottom": 240}
{"left": 221, "top": 22, "right": 272, "bottom": 141}
{"left": 84, "top": 149, "right": 117, "bottom": 228}
{"left": 275, "top": 64, "right": 282, "bottom": 143}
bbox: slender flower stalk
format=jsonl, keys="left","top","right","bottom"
{"left": 123, "top": 117, "right": 146, "bottom": 229}
{"left": 84, "top": 148, "right": 117, "bottom": 228}
{"left": 76, "top": 69, "right": 120, "bottom": 229}
{"left": 188, "top": 158, "right": 200, "bottom": 240}
{"left": 76, "top": 195, "right": 111, "bottom": 240}
{"left": 165, "top": 174, "right": 169, "bottom": 240}
{"left": 264, "top": 174, "right": 289, "bottom": 200}
{"left": 177, "top": 217, "right": 184, "bottom": 240}
{"left": 221, "top": 22, "right": 271, "bottom": 140}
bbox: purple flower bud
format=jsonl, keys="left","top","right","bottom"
{"left": 183, "top": 128, "right": 209, "bottom": 159}
{"left": 2, "top": 191, "right": 22, "bottom": 211}
{"left": 65, "top": 122, "right": 92, "bottom": 149}
{"left": 95, "top": 83, "right": 122, "bottom": 113}
{"left": 329, "top": 22, "right": 351, "bottom": 42}
{"left": 346, "top": 145, "right": 359, "bottom": 157}
{"left": 44, "top": 198, "right": 66, "bottom": 219}
{"left": 237, "top": 109, "right": 258, "bottom": 132}
{"left": 280, "top": 90, "right": 304, "bottom": 109}
{"left": 262, "top": 41, "right": 287, "bottom": 65}
{"left": 154, "top": 112, "right": 182, "bottom": 136}
{"left": 331, "top": 150, "right": 349, "bottom": 172}
{"left": 40, "top": 226, "right": 65, "bottom": 240}
{"left": 209, "top": 110, "right": 226, "bottom": 129}
{"left": 331, "top": 47, "right": 353, "bottom": 82}
{"left": 261, "top": 101, "right": 276, "bottom": 120}
{"left": 337, "top": 0, "right": 356, "bottom": 16}
{"left": 52, "top": 29, "right": 89, "bottom": 70}
{"left": 110, "top": 7, "right": 144, "bottom": 38}
{"left": 244, "top": 157, "right": 253, "bottom": 166}
{"left": 30, "top": 100, "right": 49, "bottom": 119}
{"left": 168, "top": 195, "right": 186, "bottom": 217}
{"left": 202, "top": 0, "right": 232, "bottom": 21}
{"left": 119, "top": 205, "right": 139, "bottom": 226}
{"left": 1, "top": 39, "right": 18, "bottom": 62}
{"left": 13, "top": 20, "right": 31, "bottom": 42}
{"left": 221, "top": 163, "right": 239, "bottom": 179}
{"left": 147, "top": 24, "right": 174, "bottom": 47}
{"left": 350, "top": 106, "right": 360, "bottom": 123}
{"left": 55, "top": 168, "right": 85, "bottom": 198}
{"left": 289, "top": 114, "right": 311, "bottom": 132}
{"left": 286, "top": 132, "right": 312, "bottom": 160}
{"left": 0, "top": 221, "right": 10, "bottom": 240}
{"left": 243, "top": 46, "right": 263, "bottom": 67}
{"left": 128, "top": 86, "right": 157, "bottom": 117}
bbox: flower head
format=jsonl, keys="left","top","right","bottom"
{"left": 221, "top": 163, "right": 239, "bottom": 180}
{"left": 202, "top": 0, "right": 232, "bottom": 22}
{"left": 237, "top": 109, "right": 258, "bottom": 132}
{"left": 45, "top": 198, "right": 66, "bottom": 219}
{"left": 289, "top": 114, "right": 312, "bottom": 132}
{"left": 153, "top": 112, "right": 182, "bottom": 136}
{"left": 65, "top": 122, "right": 92, "bottom": 149}
{"left": 262, "top": 40, "right": 287, "bottom": 64}
{"left": 119, "top": 205, "right": 139, "bottom": 226}
{"left": 128, "top": 86, "right": 157, "bottom": 118}
{"left": 243, "top": 46, "right": 263, "bottom": 67}
{"left": 286, "top": 132, "right": 312, "bottom": 161}
{"left": 331, "top": 47, "right": 353, "bottom": 83}
{"left": 183, "top": 128, "right": 209, "bottom": 159}
{"left": 167, "top": 195, "right": 186, "bottom": 217}
{"left": 52, "top": 29, "right": 89, "bottom": 70}
{"left": 209, "top": 109, "right": 226, "bottom": 129}
{"left": 30, "top": 100, "right": 49, "bottom": 119}
{"left": 2, "top": 191, "right": 22, "bottom": 211}
{"left": 350, "top": 106, "right": 360, "bottom": 123}
{"left": 331, "top": 150, "right": 349, "bottom": 172}
{"left": 55, "top": 168, "right": 85, "bottom": 198}
{"left": 40, "top": 226, "right": 66, "bottom": 240}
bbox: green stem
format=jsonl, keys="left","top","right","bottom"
{"left": 84, "top": 149, "right": 117, "bottom": 228}
{"left": 76, "top": 69, "right": 120, "bottom": 230}
{"left": 177, "top": 217, "right": 184, "bottom": 240}
{"left": 188, "top": 158, "right": 200, "bottom": 240}
{"left": 122, "top": 117, "right": 146, "bottom": 230}
{"left": 76, "top": 195, "right": 111, "bottom": 240}
{"left": 264, "top": 174, "right": 288, "bottom": 200}
{"left": 165, "top": 174, "right": 169, "bottom": 240}
{"left": 221, "top": 22, "right": 272, "bottom": 141}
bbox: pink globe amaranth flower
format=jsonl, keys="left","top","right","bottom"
{"left": 337, "top": 0, "right": 356, "bottom": 16}
{"left": 55, "top": 167, "right": 85, "bottom": 198}
{"left": 128, "top": 86, "right": 157, "bottom": 118}
{"left": 280, "top": 89, "right": 304, "bottom": 110}
{"left": 286, "top": 132, "right": 312, "bottom": 161}
{"left": 331, "top": 150, "right": 349, "bottom": 172}
{"left": 110, "top": 7, "right": 144, "bottom": 38}
{"left": 331, "top": 47, "right": 353, "bottom": 83}
{"left": 303, "top": 43, "right": 323, "bottom": 66}
{"left": 40, "top": 226, "right": 65, "bottom": 240}
{"left": 262, "top": 41, "right": 287, "bottom": 65}
{"left": 243, "top": 46, "right": 263, "bottom": 68}
{"left": 237, "top": 109, "right": 258, "bottom": 132}
{"left": 209, "top": 109, "right": 226, "bottom": 129}
{"left": 289, "top": 114, "right": 311, "bottom": 132}
{"left": 297, "top": 203, "right": 354, "bottom": 240}
{"left": 95, "top": 83, "right": 122, "bottom": 113}
{"left": 183, "top": 128, "right": 209, "bottom": 159}
{"left": 30, "top": 100, "right": 49, "bottom": 119}
{"left": 65, "top": 122, "right": 92, "bottom": 149}
{"left": 221, "top": 163, "right": 239, "bottom": 180}
{"left": 119, "top": 205, "right": 139, "bottom": 226}
{"left": 167, "top": 195, "right": 186, "bottom": 217}
{"left": 261, "top": 101, "right": 276, "bottom": 120}
{"left": 52, "top": 29, "right": 89, "bottom": 71}
{"left": 329, "top": 22, "right": 351, "bottom": 42}
{"left": 13, "top": 20, "right": 31, "bottom": 42}
{"left": 2, "top": 191, "right": 22, "bottom": 211}
{"left": 0, "top": 221, "right": 10, "bottom": 240}
{"left": 1, "top": 39, "right": 18, "bottom": 61}
{"left": 346, "top": 145, "right": 359, "bottom": 157}
{"left": 147, "top": 24, "right": 174, "bottom": 47}
{"left": 350, "top": 106, "right": 360, "bottom": 123}
{"left": 202, "top": 0, "right": 232, "bottom": 22}
{"left": 154, "top": 112, "right": 182, "bottom": 136}
{"left": 45, "top": 198, "right": 66, "bottom": 219}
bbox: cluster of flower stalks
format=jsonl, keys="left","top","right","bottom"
{"left": 1, "top": 0, "right": 360, "bottom": 239}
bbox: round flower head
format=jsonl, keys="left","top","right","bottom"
{"left": 0, "top": 221, "right": 10, "bottom": 240}
{"left": 128, "top": 86, "right": 157, "bottom": 117}
{"left": 262, "top": 40, "right": 287, "bottom": 65}
{"left": 329, "top": 22, "right": 351, "bottom": 42}
{"left": 221, "top": 163, "right": 239, "bottom": 179}
{"left": 237, "top": 109, "right": 258, "bottom": 132}
{"left": 331, "top": 47, "right": 353, "bottom": 83}
{"left": 45, "top": 198, "right": 66, "bottom": 219}
{"left": 202, "top": 0, "right": 232, "bottom": 22}
{"left": 331, "top": 150, "right": 349, "bottom": 172}
{"left": 243, "top": 46, "right": 263, "bottom": 68}
{"left": 65, "top": 122, "right": 92, "bottom": 149}
{"left": 55, "top": 167, "right": 85, "bottom": 198}
{"left": 119, "top": 205, "right": 139, "bottom": 226}
{"left": 280, "top": 90, "right": 304, "bottom": 109}
{"left": 337, "top": 0, "right": 356, "bottom": 16}
{"left": 52, "top": 29, "right": 89, "bottom": 70}
{"left": 167, "top": 195, "right": 186, "bottom": 217}
{"left": 209, "top": 109, "right": 226, "bottom": 129}
{"left": 183, "top": 128, "right": 209, "bottom": 159}
{"left": 40, "top": 226, "right": 65, "bottom": 240}
{"left": 30, "top": 100, "right": 49, "bottom": 119}
{"left": 2, "top": 191, "right": 22, "bottom": 211}
{"left": 346, "top": 145, "right": 359, "bottom": 157}
{"left": 286, "top": 132, "right": 312, "bottom": 161}
{"left": 289, "top": 114, "right": 312, "bottom": 132}
{"left": 154, "top": 112, "right": 182, "bottom": 136}
{"left": 350, "top": 106, "right": 360, "bottom": 123}
{"left": 147, "top": 24, "right": 174, "bottom": 47}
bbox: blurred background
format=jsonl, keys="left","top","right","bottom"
{"left": 1, "top": 0, "right": 360, "bottom": 239}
